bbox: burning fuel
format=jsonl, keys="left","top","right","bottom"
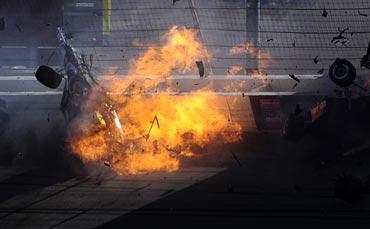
{"left": 68, "top": 26, "right": 242, "bottom": 175}
{"left": 229, "top": 42, "right": 271, "bottom": 77}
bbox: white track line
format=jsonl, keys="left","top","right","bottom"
{"left": 0, "top": 91, "right": 63, "bottom": 96}
{"left": 0, "top": 76, "right": 36, "bottom": 80}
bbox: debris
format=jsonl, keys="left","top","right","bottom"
{"left": 46, "top": 23, "right": 51, "bottom": 26}
{"left": 294, "top": 104, "right": 302, "bottom": 116}
{"left": 317, "top": 68, "right": 324, "bottom": 74}
{"left": 313, "top": 56, "right": 319, "bottom": 64}
{"left": 173, "top": 0, "right": 180, "bottom": 5}
{"left": 242, "top": 93, "right": 245, "bottom": 97}
{"left": 195, "top": 61, "right": 205, "bottom": 77}
{"left": 15, "top": 23, "right": 23, "bottom": 32}
{"left": 104, "top": 161, "right": 110, "bottom": 167}
{"left": 266, "top": 38, "right": 273, "bottom": 42}
{"left": 0, "top": 17, "right": 4, "bottom": 31}
{"left": 288, "top": 74, "right": 300, "bottom": 83}
{"left": 351, "top": 32, "right": 355, "bottom": 36}
{"left": 292, "top": 83, "right": 298, "bottom": 89}
{"left": 322, "top": 8, "right": 328, "bottom": 18}
{"left": 47, "top": 112, "right": 50, "bottom": 122}
{"left": 331, "top": 27, "right": 349, "bottom": 44}
{"left": 146, "top": 113, "right": 160, "bottom": 140}
{"left": 230, "top": 151, "right": 242, "bottom": 167}
{"left": 292, "top": 40, "right": 296, "bottom": 47}
{"left": 18, "top": 152, "right": 23, "bottom": 157}
{"left": 154, "top": 114, "right": 160, "bottom": 129}
{"left": 227, "top": 184, "right": 234, "bottom": 193}
{"left": 358, "top": 10, "right": 368, "bottom": 17}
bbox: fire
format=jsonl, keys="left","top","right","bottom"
{"left": 68, "top": 26, "right": 242, "bottom": 175}
{"left": 228, "top": 66, "right": 245, "bottom": 75}
{"left": 229, "top": 42, "right": 271, "bottom": 76}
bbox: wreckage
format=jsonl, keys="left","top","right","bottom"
{"left": 35, "top": 28, "right": 124, "bottom": 143}
{"left": 34, "top": 28, "right": 370, "bottom": 144}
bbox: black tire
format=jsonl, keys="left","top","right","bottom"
{"left": 35, "top": 65, "right": 63, "bottom": 89}
{"left": 329, "top": 58, "right": 356, "bottom": 87}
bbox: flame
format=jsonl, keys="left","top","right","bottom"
{"left": 69, "top": 26, "right": 242, "bottom": 175}
{"left": 229, "top": 42, "right": 271, "bottom": 75}
{"left": 229, "top": 42, "right": 271, "bottom": 85}
{"left": 228, "top": 66, "right": 245, "bottom": 75}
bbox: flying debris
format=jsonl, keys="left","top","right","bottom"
{"left": 288, "top": 74, "right": 300, "bottom": 83}
{"left": 358, "top": 10, "right": 368, "bottom": 17}
{"left": 104, "top": 161, "right": 111, "bottom": 167}
{"left": 331, "top": 27, "right": 349, "bottom": 44}
{"left": 0, "top": 17, "right": 4, "bottom": 31}
{"left": 292, "top": 83, "right": 298, "bottom": 89}
{"left": 196, "top": 60, "right": 205, "bottom": 77}
{"left": 266, "top": 38, "right": 274, "bottom": 42}
{"left": 322, "top": 8, "right": 328, "bottom": 18}
{"left": 317, "top": 68, "right": 324, "bottom": 74}
{"left": 292, "top": 40, "right": 296, "bottom": 47}
{"left": 146, "top": 113, "right": 160, "bottom": 140}
{"left": 313, "top": 56, "right": 319, "bottom": 64}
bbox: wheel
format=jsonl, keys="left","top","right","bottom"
{"left": 35, "top": 65, "right": 63, "bottom": 89}
{"left": 329, "top": 58, "right": 356, "bottom": 87}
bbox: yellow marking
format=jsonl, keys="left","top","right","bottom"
{"left": 102, "top": 0, "right": 112, "bottom": 35}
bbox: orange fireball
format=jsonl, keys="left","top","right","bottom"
{"left": 69, "top": 26, "right": 242, "bottom": 175}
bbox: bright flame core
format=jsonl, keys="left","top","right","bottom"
{"left": 68, "top": 26, "right": 242, "bottom": 175}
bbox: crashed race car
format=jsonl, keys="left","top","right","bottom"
{"left": 35, "top": 27, "right": 124, "bottom": 145}
{"left": 34, "top": 27, "right": 370, "bottom": 145}
{"left": 283, "top": 41, "right": 370, "bottom": 141}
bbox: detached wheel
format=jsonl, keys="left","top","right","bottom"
{"left": 329, "top": 58, "right": 356, "bottom": 87}
{"left": 35, "top": 65, "right": 63, "bottom": 89}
